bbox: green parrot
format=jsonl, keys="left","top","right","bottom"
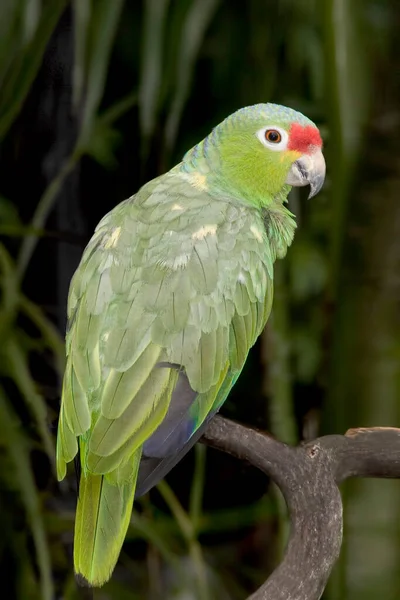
{"left": 56, "top": 103, "right": 325, "bottom": 586}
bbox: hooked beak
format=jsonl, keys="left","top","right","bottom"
{"left": 285, "top": 148, "right": 326, "bottom": 199}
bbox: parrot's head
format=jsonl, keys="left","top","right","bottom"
{"left": 184, "top": 103, "right": 325, "bottom": 207}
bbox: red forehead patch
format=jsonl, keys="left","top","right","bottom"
{"left": 287, "top": 123, "right": 322, "bottom": 154}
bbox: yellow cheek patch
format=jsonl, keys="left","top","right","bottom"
{"left": 281, "top": 149, "right": 302, "bottom": 163}
{"left": 104, "top": 227, "right": 122, "bottom": 249}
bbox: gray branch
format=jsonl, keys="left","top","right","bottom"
{"left": 201, "top": 416, "right": 400, "bottom": 600}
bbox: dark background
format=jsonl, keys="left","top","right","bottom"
{"left": 1, "top": 1, "right": 400, "bottom": 598}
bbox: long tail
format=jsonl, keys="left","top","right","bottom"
{"left": 74, "top": 451, "right": 141, "bottom": 587}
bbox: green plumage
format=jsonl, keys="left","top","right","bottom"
{"left": 74, "top": 451, "right": 141, "bottom": 585}
{"left": 56, "top": 103, "right": 324, "bottom": 586}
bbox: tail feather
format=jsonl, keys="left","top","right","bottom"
{"left": 74, "top": 450, "right": 141, "bottom": 587}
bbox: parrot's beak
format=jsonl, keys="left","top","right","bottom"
{"left": 285, "top": 148, "right": 326, "bottom": 199}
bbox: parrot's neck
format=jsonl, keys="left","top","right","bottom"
{"left": 262, "top": 203, "right": 297, "bottom": 260}
{"left": 180, "top": 135, "right": 292, "bottom": 211}
{"left": 179, "top": 139, "right": 297, "bottom": 262}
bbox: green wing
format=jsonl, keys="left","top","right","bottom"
{"left": 56, "top": 169, "right": 274, "bottom": 585}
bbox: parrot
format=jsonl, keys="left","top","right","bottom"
{"left": 56, "top": 103, "right": 325, "bottom": 586}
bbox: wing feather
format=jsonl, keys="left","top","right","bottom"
{"left": 87, "top": 368, "right": 178, "bottom": 474}
{"left": 101, "top": 344, "right": 161, "bottom": 419}
{"left": 57, "top": 171, "right": 274, "bottom": 497}
{"left": 89, "top": 367, "right": 176, "bottom": 457}
{"left": 62, "top": 360, "right": 91, "bottom": 434}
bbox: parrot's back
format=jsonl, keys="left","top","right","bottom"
{"left": 56, "top": 167, "right": 295, "bottom": 585}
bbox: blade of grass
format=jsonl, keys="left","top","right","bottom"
{"left": 0, "top": 224, "right": 46, "bottom": 237}
{"left": 138, "top": 0, "right": 171, "bottom": 161}
{"left": 19, "top": 294, "right": 66, "bottom": 374}
{"left": 200, "top": 498, "right": 275, "bottom": 534}
{"left": 71, "top": 0, "right": 91, "bottom": 110}
{"left": 0, "top": 241, "right": 19, "bottom": 310}
{"left": 189, "top": 443, "right": 206, "bottom": 534}
{"left": 0, "top": 387, "right": 53, "bottom": 600}
{"left": 262, "top": 260, "right": 296, "bottom": 561}
{"left": 129, "top": 510, "right": 181, "bottom": 568}
{"left": 22, "top": 0, "right": 41, "bottom": 43}
{"left": 323, "top": 0, "right": 370, "bottom": 299}
{"left": 157, "top": 480, "right": 194, "bottom": 541}
{"left": 0, "top": 0, "right": 22, "bottom": 87}
{"left": 15, "top": 0, "right": 126, "bottom": 280}
{"left": 98, "top": 90, "right": 138, "bottom": 125}
{"left": 157, "top": 479, "right": 210, "bottom": 600}
{"left": 323, "top": 3, "right": 371, "bottom": 596}
{"left": 85, "top": 91, "right": 138, "bottom": 168}
{"left": 164, "top": 0, "right": 219, "bottom": 153}
{"left": 263, "top": 262, "right": 298, "bottom": 445}
{"left": 6, "top": 337, "right": 55, "bottom": 465}
{"left": 16, "top": 86, "right": 136, "bottom": 279}
{"left": 16, "top": 152, "right": 79, "bottom": 282}
{"left": 0, "top": 242, "right": 19, "bottom": 340}
{"left": 76, "top": 0, "right": 125, "bottom": 150}
{"left": 0, "top": 0, "right": 67, "bottom": 140}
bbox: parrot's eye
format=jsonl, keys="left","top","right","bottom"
{"left": 265, "top": 129, "right": 281, "bottom": 143}
{"left": 256, "top": 125, "right": 288, "bottom": 151}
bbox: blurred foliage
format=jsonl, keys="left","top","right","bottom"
{"left": 0, "top": 0, "right": 399, "bottom": 598}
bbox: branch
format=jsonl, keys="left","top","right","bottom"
{"left": 201, "top": 416, "right": 400, "bottom": 600}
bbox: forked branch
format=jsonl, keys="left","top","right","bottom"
{"left": 201, "top": 416, "right": 400, "bottom": 600}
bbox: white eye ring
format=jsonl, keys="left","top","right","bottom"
{"left": 256, "top": 125, "right": 289, "bottom": 151}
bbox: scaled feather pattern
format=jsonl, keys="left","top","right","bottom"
{"left": 56, "top": 103, "right": 324, "bottom": 586}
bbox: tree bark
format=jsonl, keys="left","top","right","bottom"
{"left": 201, "top": 416, "right": 400, "bottom": 600}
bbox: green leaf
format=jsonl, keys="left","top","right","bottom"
{"left": 84, "top": 119, "right": 122, "bottom": 168}
{"left": 129, "top": 510, "right": 181, "bottom": 567}
{"left": 157, "top": 480, "right": 211, "bottom": 600}
{"left": 323, "top": 0, "right": 370, "bottom": 296}
{"left": 139, "top": 0, "right": 171, "bottom": 154}
{"left": 15, "top": 0, "right": 128, "bottom": 279}
{"left": 71, "top": 0, "right": 91, "bottom": 110}
{"left": 0, "top": 387, "right": 53, "bottom": 600}
{"left": 85, "top": 91, "right": 137, "bottom": 168}
{"left": 75, "top": 0, "right": 125, "bottom": 150}
{"left": 5, "top": 337, "right": 55, "bottom": 466}
{"left": 16, "top": 153, "right": 78, "bottom": 282}
{"left": 164, "top": 0, "right": 220, "bottom": 152}
{"left": 0, "top": 195, "right": 21, "bottom": 224}
{"left": 189, "top": 443, "right": 206, "bottom": 534}
{"left": 98, "top": 90, "right": 138, "bottom": 125}
{"left": 0, "top": 242, "right": 19, "bottom": 339}
{"left": 0, "top": 0, "right": 67, "bottom": 140}
{"left": 19, "top": 294, "right": 65, "bottom": 375}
